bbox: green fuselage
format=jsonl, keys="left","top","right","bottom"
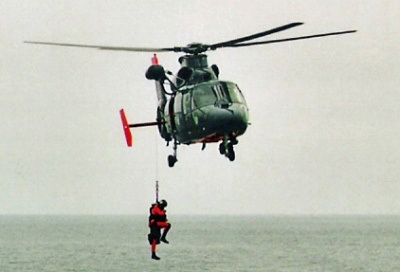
{"left": 162, "top": 80, "right": 249, "bottom": 144}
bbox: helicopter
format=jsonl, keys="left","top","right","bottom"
{"left": 25, "top": 22, "right": 356, "bottom": 167}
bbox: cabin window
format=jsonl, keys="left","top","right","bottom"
{"left": 174, "top": 93, "right": 182, "bottom": 113}
{"left": 192, "top": 85, "right": 217, "bottom": 108}
{"left": 182, "top": 92, "right": 191, "bottom": 114}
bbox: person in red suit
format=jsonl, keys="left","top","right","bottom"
{"left": 148, "top": 199, "right": 171, "bottom": 260}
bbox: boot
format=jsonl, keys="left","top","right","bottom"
{"left": 160, "top": 236, "right": 169, "bottom": 244}
{"left": 151, "top": 252, "right": 160, "bottom": 260}
{"left": 160, "top": 224, "right": 171, "bottom": 244}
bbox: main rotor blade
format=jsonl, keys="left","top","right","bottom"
{"left": 224, "top": 30, "right": 357, "bottom": 48}
{"left": 24, "top": 41, "right": 177, "bottom": 52}
{"left": 209, "top": 22, "right": 304, "bottom": 49}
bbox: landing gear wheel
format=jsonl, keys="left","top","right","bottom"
{"left": 168, "top": 155, "right": 177, "bottom": 167}
{"left": 228, "top": 151, "right": 235, "bottom": 161}
{"left": 220, "top": 136, "right": 237, "bottom": 161}
{"left": 219, "top": 143, "right": 225, "bottom": 155}
{"left": 226, "top": 143, "right": 235, "bottom": 161}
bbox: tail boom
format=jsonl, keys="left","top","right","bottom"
{"left": 119, "top": 109, "right": 166, "bottom": 147}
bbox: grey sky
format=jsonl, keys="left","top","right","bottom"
{"left": 1, "top": 0, "right": 399, "bottom": 215}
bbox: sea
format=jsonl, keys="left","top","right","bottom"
{"left": 0, "top": 215, "right": 399, "bottom": 272}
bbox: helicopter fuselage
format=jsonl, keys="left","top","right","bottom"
{"left": 145, "top": 54, "right": 250, "bottom": 166}
{"left": 162, "top": 80, "right": 249, "bottom": 144}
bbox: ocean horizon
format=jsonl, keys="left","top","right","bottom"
{"left": 1, "top": 215, "right": 399, "bottom": 271}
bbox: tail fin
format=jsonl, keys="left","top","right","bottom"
{"left": 120, "top": 109, "right": 133, "bottom": 147}
{"left": 152, "top": 54, "right": 159, "bottom": 65}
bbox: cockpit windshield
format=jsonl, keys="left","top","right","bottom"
{"left": 192, "top": 85, "right": 217, "bottom": 108}
{"left": 191, "top": 81, "right": 246, "bottom": 109}
{"left": 221, "top": 82, "right": 246, "bottom": 104}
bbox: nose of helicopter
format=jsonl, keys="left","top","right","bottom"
{"left": 206, "top": 104, "right": 249, "bottom": 135}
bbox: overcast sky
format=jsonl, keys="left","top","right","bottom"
{"left": 1, "top": 0, "right": 399, "bottom": 215}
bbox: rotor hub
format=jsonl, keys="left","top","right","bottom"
{"left": 180, "top": 43, "right": 209, "bottom": 54}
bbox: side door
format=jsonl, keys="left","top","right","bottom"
{"left": 173, "top": 92, "right": 184, "bottom": 133}
{"left": 182, "top": 91, "right": 194, "bottom": 133}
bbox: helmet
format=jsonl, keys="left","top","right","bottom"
{"left": 159, "top": 199, "right": 168, "bottom": 208}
